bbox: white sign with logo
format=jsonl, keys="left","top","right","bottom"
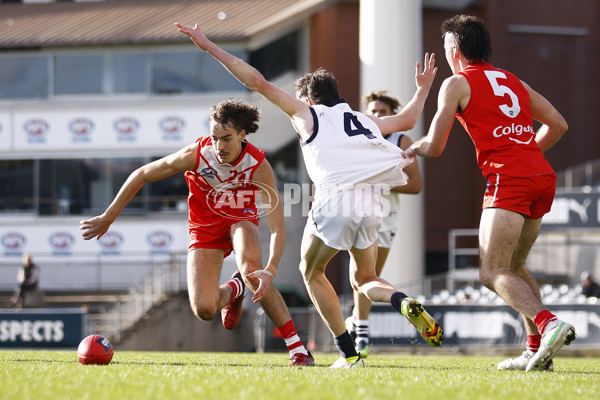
{"left": 11, "top": 108, "right": 209, "bottom": 152}
{"left": 0, "top": 217, "right": 190, "bottom": 290}
{"left": 0, "top": 217, "right": 188, "bottom": 257}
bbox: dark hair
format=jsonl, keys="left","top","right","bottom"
{"left": 209, "top": 99, "right": 260, "bottom": 134}
{"left": 295, "top": 68, "right": 340, "bottom": 105}
{"left": 361, "top": 90, "right": 403, "bottom": 114}
{"left": 441, "top": 14, "right": 492, "bottom": 62}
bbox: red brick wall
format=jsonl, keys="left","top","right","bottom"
{"left": 309, "top": 3, "right": 360, "bottom": 109}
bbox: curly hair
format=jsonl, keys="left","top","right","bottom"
{"left": 209, "top": 99, "right": 260, "bottom": 134}
{"left": 441, "top": 14, "right": 492, "bottom": 63}
{"left": 361, "top": 90, "right": 403, "bottom": 114}
{"left": 295, "top": 68, "right": 340, "bottom": 106}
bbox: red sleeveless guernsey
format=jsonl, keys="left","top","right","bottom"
{"left": 456, "top": 62, "right": 554, "bottom": 178}
{"left": 184, "top": 137, "right": 265, "bottom": 229}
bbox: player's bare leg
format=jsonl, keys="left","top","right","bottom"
{"left": 300, "top": 232, "right": 362, "bottom": 368}
{"left": 349, "top": 246, "right": 389, "bottom": 320}
{"left": 511, "top": 216, "right": 544, "bottom": 334}
{"left": 230, "top": 221, "right": 290, "bottom": 325}
{"left": 186, "top": 248, "right": 231, "bottom": 320}
{"left": 499, "top": 216, "right": 554, "bottom": 370}
{"left": 480, "top": 209, "right": 575, "bottom": 371}
{"left": 348, "top": 245, "right": 391, "bottom": 357}
{"left": 347, "top": 246, "right": 389, "bottom": 356}
{"left": 299, "top": 232, "right": 344, "bottom": 335}
{"left": 479, "top": 208, "right": 545, "bottom": 319}
{"left": 349, "top": 243, "right": 396, "bottom": 302}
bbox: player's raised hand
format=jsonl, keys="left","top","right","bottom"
{"left": 415, "top": 52, "right": 437, "bottom": 91}
{"left": 175, "top": 22, "right": 212, "bottom": 51}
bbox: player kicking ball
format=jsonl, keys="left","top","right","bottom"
{"left": 176, "top": 21, "right": 443, "bottom": 369}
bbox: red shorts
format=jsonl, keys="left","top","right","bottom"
{"left": 188, "top": 217, "right": 259, "bottom": 257}
{"left": 482, "top": 173, "right": 556, "bottom": 219}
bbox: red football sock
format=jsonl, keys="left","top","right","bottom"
{"left": 533, "top": 310, "right": 557, "bottom": 334}
{"left": 226, "top": 277, "right": 243, "bottom": 301}
{"left": 526, "top": 334, "right": 541, "bottom": 353}
{"left": 277, "top": 319, "right": 307, "bottom": 355}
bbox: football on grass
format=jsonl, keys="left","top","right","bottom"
{"left": 77, "top": 334, "right": 114, "bottom": 365}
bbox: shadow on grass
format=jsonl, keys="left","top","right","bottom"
{"left": 7, "top": 355, "right": 600, "bottom": 375}
{"left": 374, "top": 361, "right": 600, "bottom": 376}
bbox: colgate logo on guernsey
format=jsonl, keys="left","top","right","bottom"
{"left": 492, "top": 123, "right": 535, "bottom": 144}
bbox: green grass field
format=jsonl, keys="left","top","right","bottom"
{"left": 1, "top": 350, "right": 599, "bottom": 400}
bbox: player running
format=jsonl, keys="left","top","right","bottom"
{"left": 404, "top": 15, "right": 574, "bottom": 371}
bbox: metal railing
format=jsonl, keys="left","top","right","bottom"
{"left": 446, "top": 227, "right": 600, "bottom": 293}
{"left": 447, "top": 228, "right": 480, "bottom": 292}
{"left": 557, "top": 158, "right": 600, "bottom": 189}
{"left": 86, "top": 252, "right": 186, "bottom": 342}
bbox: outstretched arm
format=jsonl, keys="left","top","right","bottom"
{"left": 80, "top": 143, "right": 197, "bottom": 240}
{"left": 405, "top": 74, "right": 467, "bottom": 158}
{"left": 175, "top": 23, "right": 314, "bottom": 140}
{"left": 245, "top": 160, "right": 286, "bottom": 303}
{"left": 373, "top": 53, "right": 438, "bottom": 134}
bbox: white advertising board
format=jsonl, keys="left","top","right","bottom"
{"left": 10, "top": 108, "right": 209, "bottom": 152}
{"left": 0, "top": 217, "right": 189, "bottom": 257}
